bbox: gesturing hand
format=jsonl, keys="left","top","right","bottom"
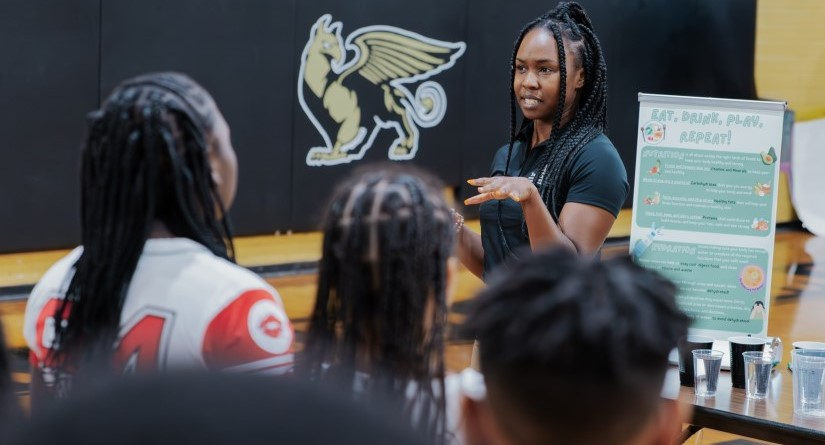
{"left": 464, "top": 176, "right": 538, "bottom": 206}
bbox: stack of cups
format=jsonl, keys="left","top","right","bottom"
{"left": 790, "top": 341, "right": 825, "bottom": 370}
{"left": 792, "top": 348, "right": 825, "bottom": 418}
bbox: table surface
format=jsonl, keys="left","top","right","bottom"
{"left": 664, "top": 365, "right": 825, "bottom": 442}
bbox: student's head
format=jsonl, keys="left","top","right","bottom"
{"left": 302, "top": 165, "right": 456, "bottom": 441}
{"left": 462, "top": 248, "right": 690, "bottom": 445}
{"left": 505, "top": 2, "right": 609, "bottom": 219}
{"left": 8, "top": 373, "right": 426, "bottom": 445}
{"left": 752, "top": 301, "right": 764, "bottom": 309}
{"left": 52, "top": 72, "right": 236, "bottom": 365}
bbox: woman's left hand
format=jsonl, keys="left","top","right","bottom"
{"left": 464, "top": 176, "right": 538, "bottom": 205}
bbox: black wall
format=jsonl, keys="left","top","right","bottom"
{"left": 0, "top": 1, "right": 99, "bottom": 252}
{"left": 0, "top": 0, "right": 756, "bottom": 252}
{"left": 101, "top": 0, "right": 297, "bottom": 235}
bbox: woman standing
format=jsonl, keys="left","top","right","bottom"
{"left": 457, "top": 2, "right": 628, "bottom": 278}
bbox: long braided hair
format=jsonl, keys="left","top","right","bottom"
{"left": 500, "top": 2, "right": 609, "bottom": 250}
{"left": 302, "top": 166, "right": 455, "bottom": 444}
{"left": 50, "top": 72, "right": 235, "bottom": 368}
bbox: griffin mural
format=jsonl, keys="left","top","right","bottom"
{"left": 298, "top": 14, "right": 466, "bottom": 166}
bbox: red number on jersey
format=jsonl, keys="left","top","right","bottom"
{"left": 113, "top": 308, "right": 175, "bottom": 374}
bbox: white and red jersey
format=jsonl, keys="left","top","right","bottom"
{"left": 23, "top": 238, "right": 294, "bottom": 377}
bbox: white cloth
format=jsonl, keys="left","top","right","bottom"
{"left": 348, "top": 367, "right": 484, "bottom": 444}
{"left": 791, "top": 118, "right": 825, "bottom": 235}
{"left": 445, "top": 368, "right": 486, "bottom": 444}
{"left": 23, "top": 238, "right": 295, "bottom": 376}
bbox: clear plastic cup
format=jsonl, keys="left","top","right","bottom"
{"left": 678, "top": 335, "right": 714, "bottom": 386}
{"left": 790, "top": 341, "right": 825, "bottom": 371}
{"left": 692, "top": 349, "right": 723, "bottom": 397}
{"left": 793, "top": 349, "right": 825, "bottom": 418}
{"left": 729, "top": 336, "right": 769, "bottom": 389}
{"left": 743, "top": 351, "right": 773, "bottom": 400}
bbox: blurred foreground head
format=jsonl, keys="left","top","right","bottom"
{"left": 9, "top": 372, "right": 427, "bottom": 445}
{"left": 463, "top": 248, "right": 690, "bottom": 445}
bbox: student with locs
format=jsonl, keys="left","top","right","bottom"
{"left": 455, "top": 2, "right": 628, "bottom": 278}
{"left": 23, "top": 73, "right": 295, "bottom": 407}
{"left": 301, "top": 167, "right": 460, "bottom": 445}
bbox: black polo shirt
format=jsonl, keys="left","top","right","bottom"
{"left": 478, "top": 128, "right": 628, "bottom": 278}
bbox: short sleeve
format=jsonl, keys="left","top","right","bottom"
{"left": 201, "top": 288, "right": 295, "bottom": 374}
{"left": 565, "top": 135, "right": 629, "bottom": 217}
{"left": 489, "top": 144, "right": 510, "bottom": 177}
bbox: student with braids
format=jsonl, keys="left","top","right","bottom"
{"left": 23, "top": 73, "right": 294, "bottom": 402}
{"left": 460, "top": 248, "right": 692, "bottom": 445}
{"left": 301, "top": 166, "right": 461, "bottom": 444}
{"left": 456, "top": 2, "right": 628, "bottom": 278}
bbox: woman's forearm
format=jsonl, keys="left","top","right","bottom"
{"left": 456, "top": 226, "right": 484, "bottom": 278}
{"left": 520, "top": 185, "right": 576, "bottom": 253}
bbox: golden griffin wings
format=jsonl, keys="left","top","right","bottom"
{"left": 298, "top": 15, "right": 466, "bottom": 166}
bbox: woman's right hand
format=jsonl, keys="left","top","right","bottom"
{"left": 464, "top": 176, "right": 538, "bottom": 206}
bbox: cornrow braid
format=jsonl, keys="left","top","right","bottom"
{"left": 301, "top": 166, "right": 455, "bottom": 445}
{"left": 500, "top": 2, "right": 610, "bottom": 252}
{"left": 50, "top": 72, "right": 235, "bottom": 370}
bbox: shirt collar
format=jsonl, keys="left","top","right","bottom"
{"left": 515, "top": 119, "right": 532, "bottom": 142}
{"left": 515, "top": 120, "right": 553, "bottom": 150}
{"left": 142, "top": 237, "right": 214, "bottom": 256}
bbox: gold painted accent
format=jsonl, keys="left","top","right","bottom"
{"left": 775, "top": 171, "right": 797, "bottom": 223}
{"left": 301, "top": 17, "right": 463, "bottom": 162}
{"left": 756, "top": 0, "right": 825, "bottom": 121}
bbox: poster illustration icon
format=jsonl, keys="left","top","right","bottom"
{"left": 759, "top": 146, "right": 777, "bottom": 165}
{"left": 751, "top": 218, "right": 769, "bottom": 232}
{"left": 640, "top": 121, "right": 665, "bottom": 144}
{"left": 631, "top": 223, "right": 662, "bottom": 260}
{"left": 753, "top": 182, "right": 771, "bottom": 197}
{"left": 749, "top": 301, "right": 765, "bottom": 320}
{"left": 739, "top": 264, "right": 766, "bottom": 291}
{"left": 643, "top": 191, "right": 661, "bottom": 205}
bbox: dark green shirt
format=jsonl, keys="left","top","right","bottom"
{"left": 479, "top": 130, "right": 628, "bottom": 278}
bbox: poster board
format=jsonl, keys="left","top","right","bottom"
{"left": 631, "top": 93, "right": 786, "bottom": 340}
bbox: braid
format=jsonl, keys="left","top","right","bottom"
{"left": 302, "top": 166, "right": 455, "bottom": 445}
{"left": 50, "top": 73, "right": 235, "bottom": 370}
{"left": 534, "top": 20, "right": 568, "bottom": 214}
{"left": 500, "top": 2, "right": 610, "bottom": 243}
{"left": 500, "top": 17, "right": 542, "bottom": 255}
